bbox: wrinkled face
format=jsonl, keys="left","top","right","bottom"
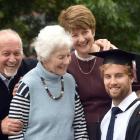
{"left": 0, "top": 39, "right": 23, "bottom": 77}
{"left": 71, "top": 28, "right": 94, "bottom": 58}
{"left": 43, "top": 46, "right": 71, "bottom": 76}
{"left": 103, "top": 64, "right": 133, "bottom": 104}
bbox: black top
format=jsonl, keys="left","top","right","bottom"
{"left": 125, "top": 103, "right": 140, "bottom": 140}
{"left": 0, "top": 58, "right": 37, "bottom": 140}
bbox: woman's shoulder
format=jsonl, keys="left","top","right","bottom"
{"left": 64, "top": 72, "right": 75, "bottom": 80}
{"left": 20, "top": 67, "right": 39, "bottom": 86}
{"left": 71, "top": 50, "right": 76, "bottom": 59}
{"left": 64, "top": 72, "right": 76, "bottom": 84}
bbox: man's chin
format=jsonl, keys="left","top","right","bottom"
{"left": 109, "top": 92, "right": 120, "bottom": 98}
{"left": 4, "top": 70, "right": 17, "bottom": 77}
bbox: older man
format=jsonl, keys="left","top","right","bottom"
{"left": 0, "top": 29, "right": 37, "bottom": 140}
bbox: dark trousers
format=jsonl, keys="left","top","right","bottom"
{"left": 87, "top": 122, "right": 101, "bottom": 140}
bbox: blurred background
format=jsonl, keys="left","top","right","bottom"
{"left": 0, "top": 0, "right": 140, "bottom": 57}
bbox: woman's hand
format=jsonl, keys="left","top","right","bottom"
{"left": 94, "top": 39, "right": 117, "bottom": 51}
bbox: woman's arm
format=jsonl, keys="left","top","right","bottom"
{"left": 8, "top": 82, "right": 30, "bottom": 140}
{"left": 73, "top": 92, "right": 89, "bottom": 140}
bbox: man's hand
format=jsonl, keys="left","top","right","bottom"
{"left": 12, "top": 83, "right": 19, "bottom": 96}
{"left": 1, "top": 116, "right": 23, "bottom": 135}
{"left": 12, "top": 77, "right": 22, "bottom": 96}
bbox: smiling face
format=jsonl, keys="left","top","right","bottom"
{"left": 102, "top": 64, "right": 133, "bottom": 105}
{"left": 71, "top": 28, "right": 94, "bottom": 58}
{"left": 43, "top": 46, "right": 71, "bottom": 76}
{"left": 0, "top": 32, "right": 23, "bottom": 77}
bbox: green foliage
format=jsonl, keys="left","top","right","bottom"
{"left": 85, "top": 0, "right": 140, "bottom": 52}
{"left": 0, "top": 0, "right": 140, "bottom": 56}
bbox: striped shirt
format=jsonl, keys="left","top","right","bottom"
{"left": 8, "top": 81, "right": 89, "bottom": 140}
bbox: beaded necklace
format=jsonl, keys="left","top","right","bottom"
{"left": 41, "top": 76, "right": 64, "bottom": 100}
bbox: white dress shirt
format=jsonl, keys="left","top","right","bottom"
{"left": 0, "top": 73, "right": 13, "bottom": 87}
{"left": 100, "top": 92, "right": 140, "bottom": 140}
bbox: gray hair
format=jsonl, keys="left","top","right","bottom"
{"left": 34, "top": 25, "right": 73, "bottom": 61}
{"left": 0, "top": 29, "right": 23, "bottom": 55}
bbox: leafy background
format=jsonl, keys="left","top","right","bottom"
{"left": 0, "top": 0, "right": 140, "bottom": 56}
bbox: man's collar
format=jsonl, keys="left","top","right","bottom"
{"left": 0, "top": 73, "right": 13, "bottom": 81}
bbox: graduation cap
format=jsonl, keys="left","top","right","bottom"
{"left": 89, "top": 49, "right": 137, "bottom": 66}
{"left": 89, "top": 49, "right": 140, "bottom": 91}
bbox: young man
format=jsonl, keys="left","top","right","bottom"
{"left": 0, "top": 29, "right": 37, "bottom": 140}
{"left": 90, "top": 49, "right": 140, "bottom": 140}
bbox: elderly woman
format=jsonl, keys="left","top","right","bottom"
{"left": 8, "top": 25, "right": 88, "bottom": 140}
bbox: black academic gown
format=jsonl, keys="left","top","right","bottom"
{"left": 125, "top": 104, "right": 140, "bottom": 140}
{"left": 0, "top": 58, "right": 37, "bottom": 140}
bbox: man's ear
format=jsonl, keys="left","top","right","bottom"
{"left": 135, "top": 55, "right": 140, "bottom": 82}
{"left": 136, "top": 90, "right": 140, "bottom": 97}
{"left": 131, "top": 77, "right": 134, "bottom": 84}
{"left": 93, "top": 32, "right": 95, "bottom": 37}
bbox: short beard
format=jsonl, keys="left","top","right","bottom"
{"left": 4, "top": 69, "right": 17, "bottom": 77}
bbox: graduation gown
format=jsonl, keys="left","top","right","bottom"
{"left": 125, "top": 104, "right": 140, "bottom": 140}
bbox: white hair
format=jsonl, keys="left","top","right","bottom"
{"left": 0, "top": 29, "right": 23, "bottom": 55}
{"left": 34, "top": 25, "right": 73, "bottom": 61}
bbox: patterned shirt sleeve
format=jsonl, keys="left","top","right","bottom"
{"left": 73, "top": 92, "right": 89, "bottom": 140}
{"left": 8, "top": 81, "right": 30, "bottom": 140}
